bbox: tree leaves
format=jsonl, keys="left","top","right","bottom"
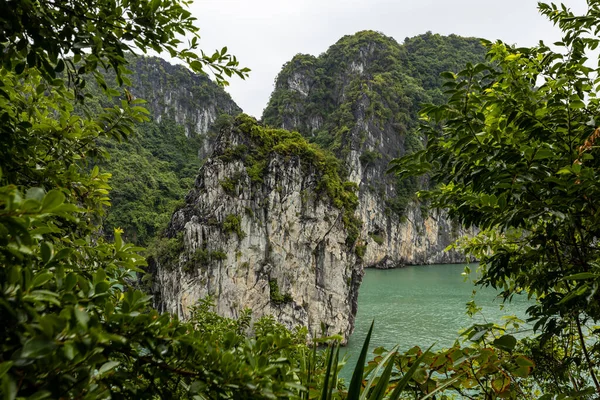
{"left": 492, "top": 335, "right": 517, "bottom": 352}
{"left": 392, "top": 0, "right": 600, "bottom": 396}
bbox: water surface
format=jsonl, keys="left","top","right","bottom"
{"left": 341, "top": 264, "right": 531, "bottom": 377}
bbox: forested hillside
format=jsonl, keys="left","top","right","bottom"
{"left": 94, "top": 57, "right": 241, "bottom": 245}
{"left": 263, "top": 30, "right": 486, "bottom": 148}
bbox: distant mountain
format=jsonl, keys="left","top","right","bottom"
{"left": 97, "top": 56, "right": 241, "bottom": 245}
{"left": 262, "top": 31, "right": 486, "bottom": 267}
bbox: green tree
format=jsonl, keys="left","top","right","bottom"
{"left": 391, "top": 0, "right": 600, "bottom": 397}
{"left": 0, "top": 1, "right": 325, "bottom": 398}
{"left": 98, "top": 119, "right": 204, "bottom": 246}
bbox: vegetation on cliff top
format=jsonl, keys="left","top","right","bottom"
{"left": 262, "top": 30, "right": 487, "bottom": 218}
{"left": 234, "top": 114, "right": 358, "bottom": 211}
{"left": 220, "top": 114, "right": 362, "bottom": 244}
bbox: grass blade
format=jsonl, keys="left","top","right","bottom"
{"left": 320, "top": 343, "right": 335, "bottom": 400}
{"left": 364, "top": 346, "right": 398, "bottom": 400}
{"left": 327, "top": 343, "right": 340, "bottom": 400}
{"left": 348, "top": 320, "right": 375, "bottom": 400}
{"left": 419, "top": 373, "right": 465, "bottom": 400}
{"left": 388, "top": 344, "right": 434, "bottom": 400}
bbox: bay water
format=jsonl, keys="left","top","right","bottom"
{"left": 340, "top": 263, "right": 532, "bottom": 379}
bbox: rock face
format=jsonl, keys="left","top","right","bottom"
{"left": 151, "top": 32, "right": 486, "bottom": 339}
{"left": 262, "top": 31, "right": 485, "bottom": 268}
{"left": 126, "top": 56, "right": 241, "bottom": 157}
{"left": 152, "top": 115, "right": 363, "bottom": 342}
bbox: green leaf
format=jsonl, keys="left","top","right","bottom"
{"left": 1, "top": 374, "right": 16, "bottom": 400}
{"left": 55, "top": 59, "right": 65, "bottom": 73}
{"left": 94, "top": 281, "right": 110, "bottom": 295}
{"left": 54, "top": 248, "right": 72, "bottom": 261}
{"left": 491, "top": 374, "right": 510, "bottom": 394}
{"left": 40, "top": 242, "right": 54, "bottom": 264}
{"left": 62, "top": 343, "right": 75, "bottom": 360}
{"left": 515, "top": 356, "right": 535, "bottom": 367}
{"left": 533, "top": 148, "right": 553, "bottom": 160}
{"left": 15, "top": 62, "right": 25, "bottom": 75}
{"left": 440, "top": 71, "right": 455, "bottom": 80}
{"left": 20, "top": 338, "right": 56, "bottom": 359}
{"left": 25, "top": 187, "right": 45, "bottom": 202}
{"left": 64, "top": 273, "right": 77, "bottom": 290}
{"left": 190, "top": 60, "right": 204, "bottom": 72}
{"left": 94, "top": 268, "right": 106, "bottom": 285}
{"left": 74, "top": 307, "right": 90, "bottom": 328}
{"left": 468, "top": 329, "right": 488, "bottom": 342}
{"left": 411, "top": 367, "right": 428, "bottom": 384}
{"left": 27, "top": 391, "right": 51, "bottom": 400}
{"left": 31, "top": 272, "right": 53, "bottom": 288}
{"left": 98, "top": 361, "right": 120, "bottom": 377}
{"left": 512, "top": 365, "right": 532, "bottom": 378}
{"left": 347, "top": 321, "right": 374, "bottom": 400}
{"left": 563, "top": 272, "right": 598, "bottom": 280}
{"left": 41, "top": 190, "right": 65, "bottom": 212}
{"left": 0, "top": 362, "right": 13, "bottom": 379}
{"left": 492, "top": 335, "right": 517, "bottom": 352}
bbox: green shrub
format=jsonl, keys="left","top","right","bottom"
{"left": 369, "top": 233, "right": 385, "bottom": 245}
{"left": 222, "top": 214, "right": 246, "bottom": 239}
{"left": 355, "top": 244, "right": 367, "bottom": 259}
{"left": 219, "top": 144, "right": 248, "bottom": 162}
{"left": 359, "top": 150, "right": 382, "bottom": 165}
{"left": 149, "top": 232, "right": 184, "bottom": 269}
{"left": 246, "top": 158, "right": 268, "bottom": 183}
{"left": 220, "top": 177, "right": 237, "bottom": 195}
{"left": 183, "top": 248, "right": 228, "bottom": 272}
{"left": 269, "top": 278, "right": 293, "bottom": 305}
{"left": 211, "top": 250, "right": 227, "bottom": 261}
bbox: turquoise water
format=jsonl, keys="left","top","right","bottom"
{"left": 341, "top": 264, "right": 532, "bottom": 378}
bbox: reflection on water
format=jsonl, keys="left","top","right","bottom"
{"left": 341, "top": 264, "right": 531, "bottom": 379}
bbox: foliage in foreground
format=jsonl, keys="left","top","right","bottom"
{"left": 391, "top": 0, "right": 600, "bottom": 397}
{"left": 2, "top": 0, "right": 599, "bottom": 398}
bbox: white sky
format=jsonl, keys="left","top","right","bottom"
{"left": 190, "top": 0, "right": 587, "bottom": 118}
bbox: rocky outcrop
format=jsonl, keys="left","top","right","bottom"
{"left": 262, "top": 31, "right": 484, "bottom": 268}
{"left": 344, "top": 102, "right": 467, "bottom": 268}
{"left": 150, "top": 32, "right": 485, "bottom": 339}
{"left": 126, "top": 56, "right": 241, "bottom": 157}
{"left": 152, "top": 115, "right": 363, "bottom": 343}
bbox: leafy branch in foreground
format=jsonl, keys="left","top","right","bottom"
{"left": 391, "top": 0, "right": 600, "bottom": 397}
{"left": 0, "top": 0, "right": 249, "bottom": 94}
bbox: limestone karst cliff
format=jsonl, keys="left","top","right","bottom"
{"left": 98, "top": 56, "right": 241, "bottom": 245}
{"left": 149, "top": 32, "right": 486, "bottom": 337}
{"left": 151, "top": 115, "right": 364, "bottom": 342}
{"left": 127, "top": 56, "right": 241, "bottom": 136}
{"left": 262, "top": 31, "right": 485, "bottom": 267}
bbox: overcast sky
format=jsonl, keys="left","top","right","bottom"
{"left": 189, "top": 0, "right": 587, "bottom": 118}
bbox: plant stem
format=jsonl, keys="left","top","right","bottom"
{"left": 575, "top": 315, "right": 600, "bottom": 394}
